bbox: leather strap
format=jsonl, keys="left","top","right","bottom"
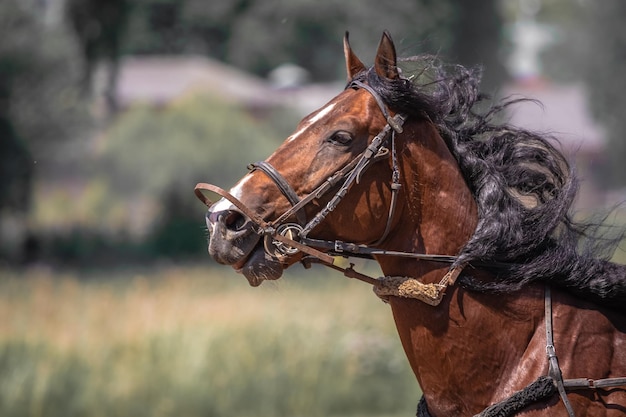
{"left": 545, "top": 286, "right": 577, "bottom": 417}
{"left": 349, "top": 80, "right": 404, "bottom": 133}
{"left": 194, "top": 182, "right": 268, "bottom": 230}
{"left": 248, "top": 161, "right": 307, "bottom": 225}
{"left": 564, "top": 377, "right": 626, "bottom": 390}
{"left": 194, "top": 182, "right": 334, "bottom": 264}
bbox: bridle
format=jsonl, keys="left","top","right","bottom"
{"left": 196, "top": 76, "right": 478, "bottom": 306}
{"left": 195, "top": 79, "right": 466, "bottom": 291}
{"left": 250, "top": 80, "right": 406, "bottom": 249}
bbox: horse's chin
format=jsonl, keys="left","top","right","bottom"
{"left": 235, "top": 245, "right": 284, "bottom": 287}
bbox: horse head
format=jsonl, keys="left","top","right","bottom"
{"left": 202, "top": 31, "right": 476, "bottom": 287}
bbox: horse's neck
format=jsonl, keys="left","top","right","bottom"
{"left": 373, "top": 120, "right": 551, "bottom": 414}
{"left": 390, "top": 284, "right": 547, "bottom": 415}
{"left": 377, "top": 119, "right": 478, "bottom": 280}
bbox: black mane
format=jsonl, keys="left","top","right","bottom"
{"left": 352, "top": 59, "right": 626, "bottom": 310}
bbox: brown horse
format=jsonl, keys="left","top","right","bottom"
{"left": 197, "top": 32, "right": 626, "bottom": 416}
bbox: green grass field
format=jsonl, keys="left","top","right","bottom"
{"left": 0, "top": 263, "right": 420, "bottom": 417}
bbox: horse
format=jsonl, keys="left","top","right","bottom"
{"left": 196, "top": 31, "right": 626, "bottom": 416}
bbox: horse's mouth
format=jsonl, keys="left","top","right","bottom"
{"left": 233, "top": 244, "right": 284, "bottom": 287}
{"left": 207, "top": 215, "right": 284, "bottom": 286}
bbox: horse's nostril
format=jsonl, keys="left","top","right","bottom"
{"left": 223, "top": 210, "right": 246, "bottom": 230}
{"left": 209, "top": 209, "right": 247, "bottom": 231}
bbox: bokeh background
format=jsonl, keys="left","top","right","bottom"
{"left": 1, "top": 0, "right": 625, "bottom": 416}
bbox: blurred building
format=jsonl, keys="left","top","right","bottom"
{"left": 112, "top": 56, "right": 273, "bottom": 110}
{"left": 109, "top": 55, "right": 341, "bottom": 117}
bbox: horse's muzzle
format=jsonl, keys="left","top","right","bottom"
{"left": 207, "top": 206, "right": 260, "bottom": 265}
{"left": 206, "top": 204, "right": 284, "bottom": 286}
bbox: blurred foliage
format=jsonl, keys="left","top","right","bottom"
{"left": 22, "top": 93, "right": 296, "bottom": 264}
{"left": 97, "top": 94, "right": 294, "bottom": 258}
{"left": 0, "top": 0, "right": 90, "bottom": 210}
{"left": 448, "top": 1, "right": 507, "bottom": 92}
{"left": 580, "top": 1, "right": 626, "bottom": 188}
{"left": 0, "top": 115, "right": 30, "bottom": 212}
{"left": 101, "top": 96, "right": 281, "bottom": 196}
{"left": 65, "top": 0, "right": 130, "bottom": 110}
{"left": 0, "top": 2, "right": 89, "bottom": 158}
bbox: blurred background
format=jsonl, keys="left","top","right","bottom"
{"left": 1, "top": 0, "right": 625, "bottom": 416}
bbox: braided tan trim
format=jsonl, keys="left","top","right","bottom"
{"left": 374, "top": 265, "right": 465, "bottom": 305}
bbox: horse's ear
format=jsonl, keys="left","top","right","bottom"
{"left": 344, "top": 32, "right": 366, "bottom": 80}
{"left": 374, "top": 31, "right": 399, "bottom": 80}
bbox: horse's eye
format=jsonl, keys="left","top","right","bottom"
{"left": 328, "top": 131, "right": 353, "bottom": 146}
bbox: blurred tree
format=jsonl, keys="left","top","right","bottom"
{"left": 181, "top": 0, "right": 252, "bottom": 59}
{"left": 0, "top": 1, "right": 88, "bottom": 164}
{"left": 0, "top": 1, "right": 82, "bottom": 212}
{"left": 222, "top": 0, "right": 449, "bottom": 81}
{"left": 580, "top": 0, "right": 626, "bottom": 187}
{"left": 0, "top": 109, "right": 32, "bottom": 213}
{"left": 101, "top": 97, "right": 284, "bottom": 197}
{"left": 0, "top": 0, "right": 90, "bottom": 261}
{"left": 65, "top": 0, "right": 130, "bottom": 113}
{"left": 0, "top": 5, "right": 32, "bottom": 213}
{"left": 121, "top": 0, "right": 506, "bottom": 86}
{"left": 448, "top": 0, "right": 507, "bottom": 92}
{"left": 527, "top": 0, "right": 587, "bottom": 83}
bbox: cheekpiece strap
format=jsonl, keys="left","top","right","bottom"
{"left": 349, "top": 80, "right": 404, "bottom": 133}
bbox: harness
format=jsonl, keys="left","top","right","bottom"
{"left": 194, "top": 80, "right": 626, "bottom": 416}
